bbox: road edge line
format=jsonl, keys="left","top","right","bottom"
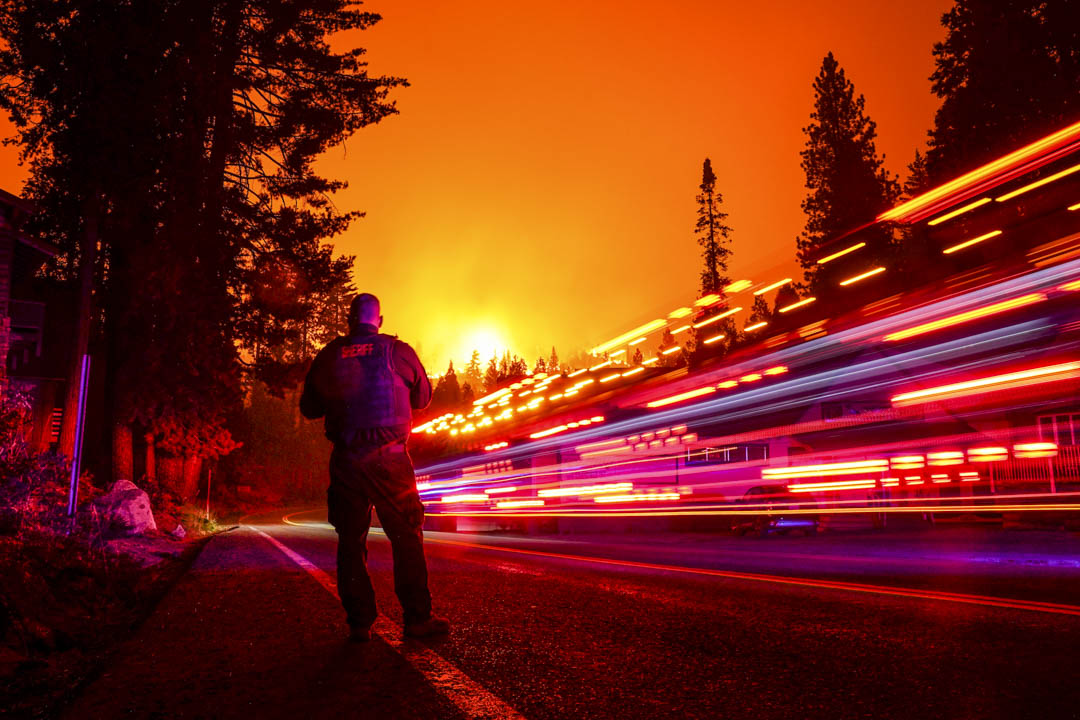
{"left": 246, "top": 526, "right": 526, "bottom": 720}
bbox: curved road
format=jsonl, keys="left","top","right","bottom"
{"left": 66, "top": 510, "right": 1080, "bottom": 719}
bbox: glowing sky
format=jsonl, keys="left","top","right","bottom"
{"left": 0, "top": 0, "right": 951, "bottom": 373}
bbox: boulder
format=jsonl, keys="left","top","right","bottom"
{"left": 92, "top": 479, "right": 157, "bottom": 536}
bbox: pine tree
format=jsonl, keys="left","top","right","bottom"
{"left": 463, "top": 350, "right": 483, "bottom": 390}
{"left": 461, "top": 382, "right": 475, "bottom": 406}
{"left": 548, "top": 347, "right": 560, "bottom": 374}
{"left": 903, "top": 149, "right": 930, "bottom": 200}
{"left": 695, "top": 158, "right": 734, "bottom": 296}
{"left": 432, "top": 361, "right": 462, "bottom": 408}
{"left": 747, "top": 295, "right": 772, "bottom": 326}
{"left": 483, "top": 355, "right": 499, "bottom": 391}
{"left": 796, "top": 52, "right": 900, "bottom": 296}
{"left": 632, "top": 348, "right": 644, "bottom": 366}
{"left": 534, "top": 357, "right": 547, "bottom": 374}
{"left": 926, "top": 0, "right": 1078, "bottom": 182}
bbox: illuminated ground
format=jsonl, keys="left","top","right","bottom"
{"left": 65, "top": 511, "right": 1080, "bottom": 719}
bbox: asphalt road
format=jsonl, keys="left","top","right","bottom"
{"left": 65, "top": 510, "right": 1080, "bottom": 719}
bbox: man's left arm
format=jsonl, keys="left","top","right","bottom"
{"left": 394, "top": 341, "right": 432, "bottom": 410}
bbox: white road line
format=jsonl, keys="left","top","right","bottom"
{"left": 247, "top": 526, "right": 525, "bottom": 720}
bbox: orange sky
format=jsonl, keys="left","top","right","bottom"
{"left": 0, "top": 0, "right": 951, "bottom": 373}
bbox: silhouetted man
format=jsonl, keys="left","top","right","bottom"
{"left": 300, "top": 293, "right": 449, "bottom": 641}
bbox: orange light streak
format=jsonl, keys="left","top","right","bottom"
{"left": 878, "top": 120, "right": 1080, "bottom": 222}
{"left": 599, "top": 373, "right": 621, "bottom": 383}
{"left": 591, "top": 319, "right": 667, "bottom": 355}
{"left": 942, "top": 229, "right": 1002, "bottom": 254}
{"left": 646, "top": 386, "right": 716, "bottom": 408}
{"left": 695, "top": 293, "right": 721, "bottom": 307}
{"left": 754, "top": 278, "right": 792, "bottom": 295}
{"left": 744, "top": 321, "right": 768, "bottom": 332}
{"left": 703, "top": 334, "right": 725, "bottom": 345}
{"left": 660, "top": 346, "right": 681, "bottom": 355}
{"left": 926, "top": 197, "right": 992, "bottom": 226}
{"left": 891, "top": 361, "right": 1080, "bottom": 404}
{"left": 629, "top": 336, "right": 647, "bottom": 345}
{"left": 539, "top": 482, "right": 633, "bottom": 498}
{"left": 672, "top": 324, "right": 691, "bottom": 334}
{"left": 642, "top": 357, "right": 660, "bottom": 365}
{"left": 927, "top": 451, "right": 964, "bottom": 466}
{"left": 995, "top": 162, "right": 1080, "bottom": 202}
{"left": 816, "top": 242, "right": 866, "bottom": 264}
{"left": 839, "top": 266, "right": 885, "bottom": 286}
{"left": 495, "top": 499, "right": 545, "bottom": 509}
{"left": 725, "top": 279, "right": 753, "bottom": 293}
{"left": 787, "top": 479, "right": 877, "bottom": 493}
{"left": 1014, "top": 441, "right": 1058, "bottom": 458}
{"left": 778, "top": 297, "right": 816, "bottom": 313}
{"left": 883, "top": 293, "right": 1046, "bottom": 341}
{"left": 590, "top": 360, "right": 612, "bottom": 371}
{"left": 594, "top": 492, "right": 681, "bottom": 503}
{"left": 568, "top": 368, "right": 588, "bottom": 378}
{"left": 669, "top": 307, "right": 693, "bottom": 319}
{"left": 694, "top": 306, "right": 741, "bottom": 329}
{"left": 1069, "top": 201, "right": 1080, "bottom": 211}
{"left": 763, "top": 459, "right": 888, "bottom": 479}
{"left": 622, "top": 367, "right": 644, "bottom": 378}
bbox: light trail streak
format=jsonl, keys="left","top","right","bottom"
{"left": 415, "top": 535, "right": 1080, "bottom": 617}
{"left": 599, "top": 373, "right": 621, "bottom": 383}
{"left": 590, "top": 360, "right": 612, "bottom": 371}
{"left": 839, "top": 267, "right": 886, "bottom": 286}
{"left": 646, "top": 386, "right": 716, "bottom": 408}
{"left": 744, "top": 321, "right": 767, "bottom": 332}
{"left": 629, "top": 336, "right": 647, "bottom": 345}
{"left": 725, "top": 279, "right": 753, "bottom": 293}
{"left": 787, "top": 480, "right": 877, "bottom": 493}
{"left": 816, "top": 242, "right": 865, "bottom": 264}
{"left": 967, "top": 446, "right": 1008, "bottom": 461}
{"left": 1014, "top": 442, "right": 1058, "bottom": 458}
{"left": 891, "top": 361, "right": 1080, "bottom": 404}
{"left": 995, "top": 162, "right": 1080, "bottom": 202}
{"left": 484, "top": 486, "right": 518, "bottom": 494}
{"left": 594, "top": 492, "right": 681, "bottom": 503}
{"left": 441, "top": 494, "right": 489, "bottom": 503}
{"left": 927, "top": 197, "right": 992, "bottom": 225}
{"left": 495, "top": 499, "right": 544, "bottom": 509}
{"left": 878, "top": 120, "right": 1080, "bottom": 222}
{"left": 660, "top": 346, "right": 681, "bottom": 355}
{"left": 591, "top": 319, "right": 667, "bottom": 355}
{"left": 754, "top": 278, "right": 792, "bottom": 295}
{"left": 622, "top": 367, "right": 644, "bottom": 377}
{"left": 883, "top": 293, "right": 1045, "bottom": 341}
{"left": 778, "top": 297, "right": 816, "bottom": 313}
{"left": 927, "top": 451, "right": 964, "bottom": 466}
{"left": 693, "top": 307, "right": 741, "bottom": 328}
{"left": 695, "top": 293, "right": 721, "bottom": 306}
{"left": 668, "top": 307, "right": 693, "bottom": 319}
{"left": 538, "top": 482, "right": 633, "bottom": 498}
{"left": 642, "top": 357, "right": 660, "bottom": 365}
{"left": 763, "top": 459, "right": 889, "bottom": 480}
{"left": 703, "top": 334, "right": 725, "bottom": 345}
{"left": 943, "top": 229, "right": 1003, "bottom": 254}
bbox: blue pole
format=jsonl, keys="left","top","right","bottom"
{"left": 66, "top": 354, "right": 91, "bottom": 518}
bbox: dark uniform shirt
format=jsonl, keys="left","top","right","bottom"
{"left": 300, "top": 323, "right": 432, "bottom": 447}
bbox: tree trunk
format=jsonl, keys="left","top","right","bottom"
{"left": 111, "top": 422, "right": 133, "bottom": 482}
{"left": 159, "top": 455, "right": 183, "bottom": 498}
{"left": 181, "top": 454, "right": 203, "bottom": 502}
{"left": 59, "top": 202, "right": 98, "bottom": 457}
{"left": 144, "top": 434, "right": 156, "bottom": 483}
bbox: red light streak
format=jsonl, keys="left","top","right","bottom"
{"left": 960, "top": 471, "right": 980, "bottom": 482}
{"left": 995, "top": 162, "right": 1080, "bottom": 202}
{"left": 839, "top": 267, "right": 885, "bottom": 286}
{"left": 646, "top": 386, "right": 716, "bottom": 408}
{"left": 594, "top": 492, "right": 682, "bottom": 503}
{"left": 694, "top": 307, "right": 741, "bottom": 329}
{"left": 778, "top": 297, "right": 816, "bottom": 313}
{"left": 413, "top": 536, "right": 1080, "bottom": 617}
{"left": 763, "top": 459, "right": 888, "bottom": 479}
{"left": 891, "top": 361, "right": 1080, "bottom": 405}
{"left": 754, "top": 278, "right": 792, "bottom": 295}
{"left": 890, "top": 455, "right": 925, "bottom": 469}
{"left": 927, "top": 197, "right": 992, "bottom": 225}
{"left": 787, "top": 479, "right": 877, "bottom": 493}
{"left": 881, "top": 477, "right": 900, "bottom": 487}
{"left": 967, "top": 446, "right": 1008, "bottom": 462}
{"left": 816, "top": 243, "right": 865, "bottom": 264}
{"left": 931, "top": 474, "right": 951, "bottom": 483}
{"left": 883, "top": 292, "right": 1045, "bottom": 341}
{"left": 495, "top": 499, "right": 544, "bottom": 509}
{"left": 530, "top": 417, "right": 606, "bottom": 439}
{"left": 538, "top": 482, "right": 633, "bottom": 498}
{"left": 942, "top": 229, "right": 1002, "bottom": 254}
{"left": 878, "top": 120, "right": 1080, "bottom": 223}
{"left": 927, "top": 451, "right": 964, "bottom": 466}
{"left": 1014, "top": 441, "right": 1058, "bottom": 458}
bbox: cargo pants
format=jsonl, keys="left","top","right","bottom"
{"left": 327, "top": 442, "right": 432, "bottom": 629}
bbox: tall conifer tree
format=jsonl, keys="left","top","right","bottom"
{"left": 796, "top": 53, "right": 899, "bottom": 295}
{"left": 695, "top": 158, "right": 733, "bottom": 297}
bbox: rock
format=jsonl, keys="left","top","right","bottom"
{"left": 91, "top": 479, "right": 157, "bottom": 537}
{"left": 170, "top": 523, "right": 185, "bottom": 540}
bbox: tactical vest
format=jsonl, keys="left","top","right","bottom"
{"left": 321, "top": 333, "right": 413, "bottom": 435}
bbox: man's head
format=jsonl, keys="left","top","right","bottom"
{"left": 348, "top": 293, "right": 383, "bottom": 333}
